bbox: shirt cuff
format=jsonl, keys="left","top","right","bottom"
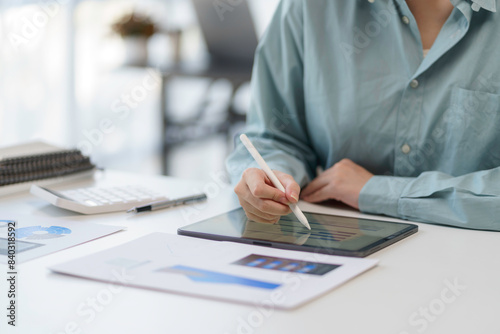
{"left": 358, "top": 176, "right": 414, "bottom": 218}
{"left": 226, "top": 148, "right": 310, "bottom": 188}
{"left": 266, "top": 161, "right": 310, "bottom": 188}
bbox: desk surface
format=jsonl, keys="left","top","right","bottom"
{"left": 1, "top": 170, "right": 498, "bottom": 334}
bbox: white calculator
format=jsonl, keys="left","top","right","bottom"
{"left": 30, "top": 184, "right": 168, "bottom": 214}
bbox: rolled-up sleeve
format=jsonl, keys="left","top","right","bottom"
{"left": 359, "top": 168, "right": 500, "bottom": 231}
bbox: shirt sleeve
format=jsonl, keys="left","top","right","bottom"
{"left": 226, "top": 0, "right": 317, "bottom": 187}
{"left": 358, "top": 167, "right": 500, "bottom": 231}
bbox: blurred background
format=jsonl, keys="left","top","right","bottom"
{"left": 0, "top": 0, "right": 280, "bottom": 182}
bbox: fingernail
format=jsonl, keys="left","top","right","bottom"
{"left": 278, "top": 197, "right": 288, "bottom": 204}
{"left": 290, "top": 192, "right": 299, "bottom": 202}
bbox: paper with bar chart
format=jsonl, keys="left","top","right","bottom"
{"left": 50, "top": 233, "right": 378, "bottom": 309}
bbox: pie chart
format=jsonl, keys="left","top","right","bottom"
{"left": 15, "top": 226, "right": 72, "bottom": 240}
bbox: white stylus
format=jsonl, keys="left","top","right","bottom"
{"left": 240, "top": 134, "right": 311, "bottom": 230}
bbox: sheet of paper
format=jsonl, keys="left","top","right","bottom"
{"left": 0, "top": 141, "right": 61, "bottom": 159}
{"left": 0, "top": 216, "right": 124, "bottom": 263}
{"left": 50, "top": 233, "right": 378, "bottom": 309}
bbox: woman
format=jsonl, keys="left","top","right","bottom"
{"left": 226, "top": 0, "right": 500, "bottom": 230}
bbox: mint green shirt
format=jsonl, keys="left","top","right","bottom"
{"left": 226, "top": 0, "right": 500, "bottom": 231}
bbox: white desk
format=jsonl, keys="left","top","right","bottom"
{"left": 1, "top": 170, "right": 498, "bottom": 334}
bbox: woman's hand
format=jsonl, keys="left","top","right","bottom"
{"left": 234, "top": 168, "right": 300, "bottom": 224}
{"left": 301, "top": 159, "right": 373, "bottom": 209}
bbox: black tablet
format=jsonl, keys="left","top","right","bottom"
{"left": 178, "top": 208, "right": 418, "bottom": 257}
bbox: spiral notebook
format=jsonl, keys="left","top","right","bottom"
{"left": 0, "top": 142, "right": 96, "bottom": 196}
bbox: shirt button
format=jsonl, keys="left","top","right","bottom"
{"left": 401, "top": 144, "right": 411, "bottom": 154}
{"left": 410, "top": 79, "right": 419, "bottom": 89}
{"left": 402, "top": 16, "right": 410, "bottom": 25}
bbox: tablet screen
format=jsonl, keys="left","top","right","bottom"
{"left": 178, "top": 208, "right": 417, "bottom": 256}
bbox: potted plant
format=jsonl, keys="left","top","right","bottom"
{"left": 112, "top": 12, "right": 157, "bottom": 66}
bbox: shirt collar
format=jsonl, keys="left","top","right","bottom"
{"left": 367, "top": 0, "right": 497, "bottom": 13}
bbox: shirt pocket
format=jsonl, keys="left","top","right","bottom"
{"left": 442, "top": 87, "right": 500, "bottom": 171}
